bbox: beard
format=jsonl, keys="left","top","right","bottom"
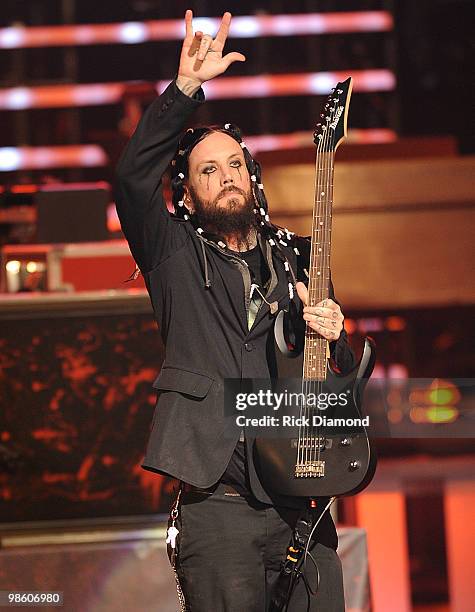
{"left": 188, "top": 184, "right": 258, "bottom": 250}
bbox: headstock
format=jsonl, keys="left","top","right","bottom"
{"left": 313, "top": 77, "right": 353, "bottom": 152}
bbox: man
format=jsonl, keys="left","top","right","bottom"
{"left": 115, "top": 10, "right": 355, "bottom": 611}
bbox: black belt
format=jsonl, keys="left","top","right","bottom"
{"left": 180, "top": 481, "right": 241, "bottom": 496}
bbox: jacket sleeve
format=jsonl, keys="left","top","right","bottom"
{"left": 295, "top": 235, "right": 356, "bottom": 375}
{"left": 114, "top": 79, "right": 205, "bottom": 273}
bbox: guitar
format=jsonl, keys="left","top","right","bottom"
{"left": 254, "top": 77, "right": 377, "bottom": 497}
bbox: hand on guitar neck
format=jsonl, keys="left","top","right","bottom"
{"left": 296, "top": 282, "right": 345, "bottom": 342}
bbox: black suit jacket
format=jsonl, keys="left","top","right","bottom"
{"left": 115, "top": 79, "right": 356, "bottom": 509}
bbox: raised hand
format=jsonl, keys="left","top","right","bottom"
{"left": 177, "top": 10, "right": 246, "bottom": 92}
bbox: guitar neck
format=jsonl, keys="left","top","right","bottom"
{"left": 303, "top": 150, "right": 335, "bottom": 381}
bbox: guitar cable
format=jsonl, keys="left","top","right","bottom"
{"left": 301, "top": 496, "right": 336, "bottom": 597}
{"left": 269, "top": 496, "right": 336, "bottom": 611}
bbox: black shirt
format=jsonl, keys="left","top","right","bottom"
{"left": 220, "top": 241, "right": 270, "bottom": 497}
{"left": 238, "top": 241, "right": 270, "bottom": 289}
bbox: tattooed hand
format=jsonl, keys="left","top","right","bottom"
{"left": 296, "top": 281, "right": 344, "bottom": 341}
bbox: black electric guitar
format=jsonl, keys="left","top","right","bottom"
{"left": 254, "top": 78, "right": 377, "bottom": 498}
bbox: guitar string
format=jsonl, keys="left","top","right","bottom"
{"left": 312, "top": 112, "right": 328, "bottom": 469}
{"left": 317, "top": 98, "right": 337, "bottom": 469}
{"left": 306, "top": 97, "right": 329, "bottom": 473}
{"left": 308, "top": 98, "right": 327, "bottom": 472}
{"left": 299, "top": 105, "right": 323, "bottom": 471}
{"left": 300, "top": 125, "right": 320, "bottom": 470}
{"left": 312, "top": 105, "right": 330, "bottom": 470}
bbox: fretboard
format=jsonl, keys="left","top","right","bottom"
{"left": 303, "top": 151, "right": 335, "bottom": 381}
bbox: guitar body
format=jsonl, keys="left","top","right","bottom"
{"left": 254, "top": 337, "right": 377, "bottom": 498}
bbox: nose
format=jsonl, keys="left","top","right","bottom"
{"left": 221, "top": 168, "right": 234, "bottom": 186}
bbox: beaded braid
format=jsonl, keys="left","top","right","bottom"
{"left": 125, "top": 122, "right": 300, "bottom": 302}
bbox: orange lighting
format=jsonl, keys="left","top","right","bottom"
{"left": 247, "top": 129, "right": 396, "bottom": 152}
{"left": 0, "top": 145, "right": 108, "bottom": 170}
{"left": 0, "top": 12, "right": 394, "bottom": 49}
{"left": 387, "top": 407, "right": 403, "bottom": 424}
{"left": 385, "top": 316, "right": 406, "bottom": 332}
{"left": 0, "top": 70, "right": 396, "bottom": 110}
{"left": 10, "top": 184, "right": 38, "bottom": 193}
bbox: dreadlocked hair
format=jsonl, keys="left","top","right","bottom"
{"left": 168, "top": 122, "right": 299, "bottom": 301}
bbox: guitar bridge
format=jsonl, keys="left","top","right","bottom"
{"left": 295, "top": 461, "right": 325, "bottom": 478}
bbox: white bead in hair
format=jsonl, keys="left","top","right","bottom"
{"left": 251, "top": 175, "right": 257, "bottom": 182}
{"left": 284, "top": 261, "right": 289, "bottom": 271}
{"left": 288, "top": 283, "right": 294, "bottom": 299}
{"left": 184, "top": 214, "right": 189, "bottom": 220}
{"left": 259, "top": 207, "right": 266, "bottom": 216}
{"left": 178, "top": 172, "right": 185, "bottom": 179}
{"left": 260, "top": 221, "right": 265, "bottom": 226}
{"left": 218, "top": 240, "right": 226, "bottom": 248}
{"left": 279, "top": 239, "right": 287, "bottom": 246}
{"left": 258, "top": 183, "right": 264, "bottom": 189}
{"left": 178, "top": 200, "right": 184, "bottom": 207}
{"left": 293, "top": 247, "right": 300, "bottom": 255}
{"left": 197, "top": 227, "right": 204, "bottom": 234}
{"left": 264, "top": 214, "right": 269, "bottom": 222}
{"left": 240, "top": 142, "right": 247, "bottom": 149}
{"left": 224, "top": 123, "right": 231, "bottom": 129}
{"left": 268, "top": 238, "right": 275, "bottom": 246}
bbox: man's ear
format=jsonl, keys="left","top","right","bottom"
{"left": 182, "top": 183, "right": 194, "bottom": 212}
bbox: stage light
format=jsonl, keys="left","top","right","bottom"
{"left": 425, "top": 406, "right": 458, "bottom": 424}
{"left": 0, "top": 146, "right": 107, "bottom": 170}
{"left": 387, "top": 408, "right": 403, "bottom": 424}
{"left": 308, "top": 73, "right": 337, "bottom": 95}
{"left": 0, "top": 148, "right": 21, "bottom": 171}
{"left": 0, "top": 27, "right": 25, "bottom": 48}
{"left": 231, "top": 16, "right": 262, "bottom": 37}
{"left": 387, "top": 364, "right": 408, "bottom": 379}
{"left": 385, "top": 316, "right": 406, "bottom": 332}
{"left": 0, "top": 12, "right": 394, "bottom": 49}
{"left": 119, "top": 22, "right": 148, "bottom": 44}
{"left": 193, "top": 17, "right": 218, "bottom": 34}
{"left": 5, "top": 260, "right": 21, "bottom": 274}
{"left": 426, "top": 379, "right": 461, "bottom": 405}
{"left": 0, "top": 71, "right": 396, "bottom": 110}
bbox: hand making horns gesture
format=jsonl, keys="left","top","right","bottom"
{"left": 177, "top": 10, "right": 246, "bottom": 90}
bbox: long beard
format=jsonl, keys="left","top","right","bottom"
{"left": 189, "top": 185, "right": 258, "bottom": 250}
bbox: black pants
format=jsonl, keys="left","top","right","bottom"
{"left": 169, "top": 483, "right": 345, "bottom": 612}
